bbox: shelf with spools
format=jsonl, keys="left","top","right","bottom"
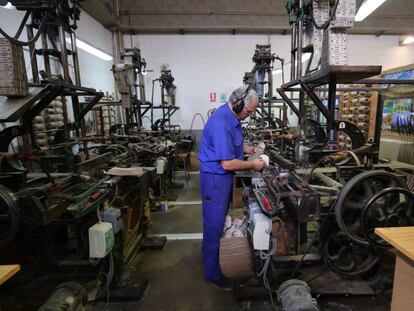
{"left": 337, "top": 87, "right": 379, "bottom": 151}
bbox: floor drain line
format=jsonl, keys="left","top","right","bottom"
{"left": 154, "top": 233, "right": 203, "bottom": 240}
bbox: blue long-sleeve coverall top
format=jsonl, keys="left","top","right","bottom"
{"left": 198, "top": 103, "right": 243, "bottom": 282}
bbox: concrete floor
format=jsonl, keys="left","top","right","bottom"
{"left": 0, "top": 171, "right": 393, "bottom": 311}
{"left": 91, "top": 171, "right": 392, "bottom": 311}
{"left": 90, "top": 172, "right": 274, "bottom": 310}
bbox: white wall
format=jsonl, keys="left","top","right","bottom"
{"left": 125, "top": 33, "right": 414, "bottom": 129}
{"left": 0, "top": 7, "right": 115, "bottom": 93}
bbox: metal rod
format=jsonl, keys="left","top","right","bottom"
{"left": 26, "top": 23, "right": 39, "bottom": 83}
{"left": 268, "top": 67, "right": 273, "bottom": 117}
{"left": 41, "top": 32, "right": 51, "bottom": 74}
{"left": 297, "top": 0, "right": 303, "bottom": 80}
{"left": 373, "top": 93, "right": 384, "bottom": 164}
{"left": 300, "top": 82, "right": 330, "bottom": 120}
{"left": 71, "top": 32, "right": 81, "bottom": 86}
{"left": 327, "top": 81, "right": 336, "bottom": 141}
{"left": 58, "top": 5, "right": 70, "bottom": 84}
{"left": 290, "top": 25, "right": 296, "bottom": 81}
{"left": 277, "top": 88, "right": 300, "bottom": 118}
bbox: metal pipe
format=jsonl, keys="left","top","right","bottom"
{"left": 313, "top": 171, "right": 342, "bottom": 189}
{"left": 290, "top": 26, "right": 296, "bottom": 81}
{"left": 70, "top": 32, "right": 81, "bottom": 86}
{"left": 297, "top": 0, "right": 303, "bottom": 80}
{"left": 268, "top": 67, "right": 273, "bottom": 117}
{"left": 58, "top": 5, "right": 70, "bottom": 84}
{"left": 327, "top": 81, "right": 336, "bottom": 141}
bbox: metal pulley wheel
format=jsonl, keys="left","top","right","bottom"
{"left": 335, "top": 170, "right": 407, "bottom": 245}
{"left": 0, "top": 185, "right": 19, "bottom": 248}
{"left": 321, "top": 226, "right": 379, "bottom": 277}
{"left": 360, "top": 187, "right": 414, "bottom": 247}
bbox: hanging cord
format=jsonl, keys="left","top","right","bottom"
{"left": 95, "top": 252, "right": 114, "bottom": 310}
{"left": 189, "top": 113, "right": 205, "bottom": 135}
{"left": 312, "top": 0, "right": 340, "bottom": 30}
{"left": 108, "top": 183, "right": 118, "bottom": 207}
{"left": 14, "top": 11, "right": 31, "bottom": 39}
{"left": 258, "top": 238, "right": 278, "bottom": 310}
{"left": 0, "top": 12, "right": 50, "bottom": 46}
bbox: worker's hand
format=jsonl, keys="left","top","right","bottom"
{"left": 244, "top": 144, "right": 256, "bottom": 155}
{"left": 252, "top": 159, "right": 265, "bottom": 171}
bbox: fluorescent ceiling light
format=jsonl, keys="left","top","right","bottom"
{"left": 355, "top": 0, "right": 386, "bottom": 22}
{"left": 400, "top": 36, "right": 414, "bottom": 45}
{"left": 2, "top": 2, "right": 16, "bottom": 9}
{"left": 272, "top": 69, "right": 282, "bottom": 75}
{"left": 65, "top": 37, "right": 113, "bottom": 61}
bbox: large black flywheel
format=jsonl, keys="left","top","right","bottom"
{"left": 335, "top": 170, "right": 407, "bottom": 245}
{"left": 360, "top": 187, "right": 414, "bottom": 247}
{"left": 322, "top": 225, "right": 379, "bottom": 277}
{"left": 0, "top": 185, "right": 19, "bottom": 248}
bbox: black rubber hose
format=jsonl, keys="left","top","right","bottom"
{"left": 13, "top": 11, "right": 31, "bottom": 39}
{"left": 0, "top": 12, "right": 50, "bottom": 46}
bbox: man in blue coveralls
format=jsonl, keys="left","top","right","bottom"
{"left": 199, "top": 85, "right": 265, "bottom": 290}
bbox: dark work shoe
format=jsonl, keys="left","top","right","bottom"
{"left": 210, "top": 277, "right": 234, "bottom": 291}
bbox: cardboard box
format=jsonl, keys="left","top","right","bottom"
{"left": 189, "top": 154, "right": 199, "bottom": 171}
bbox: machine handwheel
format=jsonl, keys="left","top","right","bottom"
{"left": 0, "top": 185, "right": 19, "bottom": 248}
{"left": 335, "top": 170, "right": 407, "bottom": 245}
{"left": 360, "top": 187, "right": 414, "bottom": 247}
{"left": 322, "top": 226, "right": 379, "bottom": 277}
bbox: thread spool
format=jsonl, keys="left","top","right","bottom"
{"left": 358, "top": 105, "right": 369, "bottom": 112}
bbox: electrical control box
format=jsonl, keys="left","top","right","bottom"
{"left": 88, "top": 222, "right": 114, "bottom": 258}
{"left": 100, "top": 207, "right": 123, "bottom": 234}
{"left": 252, "top": 213, "right": 272, "bottom": 250}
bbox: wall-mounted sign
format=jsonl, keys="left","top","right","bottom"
{"left": 210, "top": 92, "right": 216, "bottom": 103}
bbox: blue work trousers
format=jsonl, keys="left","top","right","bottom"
{"left": 200, "top": 171, "right": 234, "bottom": 282}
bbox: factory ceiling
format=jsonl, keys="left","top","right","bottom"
{"left": 79, "top": 0, "right": 414, "bottom": 36}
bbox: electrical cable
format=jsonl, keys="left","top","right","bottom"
{"left": 0, "top": 12, "right": 50, "bottom": 46}
{"left": 96, "top": 205, "right": 102, "bottom": 223}
{"left": 346, "top": 150, "right": 362, "bottom": 167}
{"left": 108, "top": 183, "right": 118, "bottom": 207}
{"left": 290, "top": 199, "right": 337, "bottom": 278}
{"left": 189, "top": 113, "right": 205, "bottom": 134}
{"left": 95, "top": 252, "right": 114, "bottom": 310}
{"left": 14, "top": 11, "right": 30, "bottom": 40}
{"left": 32, "top": 157, "right": 56, "bottom": 186}
{"left": 257, "top": 238, "right": 278, "bottom": 310}
{"left": 304, "top": 148, "right": 363, "bottom": 183}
